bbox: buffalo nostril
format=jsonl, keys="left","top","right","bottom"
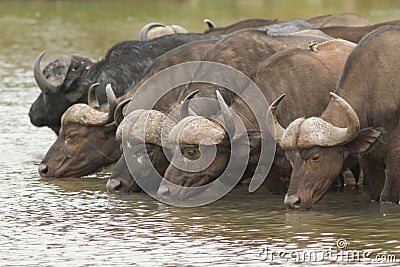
{"left": 157, "top": 185, "right": 170, "bottom": 199}
{"left": 106, "top": 179, "right": 122, "bottom": 192}
{"left": 38, "top": 163, "right": 48, "bottom": 176}
{"left": 284, "top": 194, "right": 301, "bottom": 209}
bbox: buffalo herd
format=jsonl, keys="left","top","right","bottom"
{"left": 30, "top": 12, "right": 400, "bottom": 209}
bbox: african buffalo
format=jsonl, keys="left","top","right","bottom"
{"left": 107, "top": 28, "right": 334, "bottom": 194}
{"left": 106, "top": 109, "right": 175, "bottom": 193}
{"left": 157, "top": 39, "right": 356, "bottom": 200}
{"left": 29, "top": 33, "right": 221, "bottom": 134}
{"left": 269, "top": 25, "right": 400, "bottom": 209}
{"left": 38, "top": 39, "right": 218, "bottom": 179}
{"left": 38, "top": 85, "right": 121, "bottom": 178}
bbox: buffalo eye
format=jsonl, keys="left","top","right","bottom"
{"left": 182, "top": 147, "right": 199, "bottom": 160}
{"left": 311, "top": 154, "right": 320, "bottom": 162}
{"left": 71, "top": 68, "right": 76, "bottom": 72}
{"left": 66, "top": 133, "right": 78, "bottom": 141}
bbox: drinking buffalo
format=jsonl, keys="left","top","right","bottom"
{"left": 108, "top": 29, "right": 334, "bottom": 194}
{"left": 106, "top": 109, "right": 175, "bottom": 193}
{"left": 38, "top": 85, "right": 121, "bottom": 178}
{"left": 269, "top": 26, "right": 400, "bottom": 209}
{"left": 157, "top": 39, "right": 356, "bottom": 200}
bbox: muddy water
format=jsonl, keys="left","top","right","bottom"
{"left": 1, "top": 1, "right": 400, "bottom": 266}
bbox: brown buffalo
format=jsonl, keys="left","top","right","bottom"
{"left": 158, "top": 39, "right": 356, "bottom": 200}
{"left": 111, "top": 28, "right": 335, "bottom": 194}
{"left": 106, "top": 108, "right": 175, "bottom": 193}
{"left": 38, "top": 85, "right": 121, "bottom": 178}
{"left": 269, "top": 25, "right": 400, "bottom": 209}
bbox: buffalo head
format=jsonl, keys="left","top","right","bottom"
{"left": 38, "top": 84, "right": 121, "bottom": 178}
{"left": 157, "top": 90, "right": 256, "bottom": 200}
{"left": 29, "top": 51, "right": 94, "bottom": 134}
{"left": 106, "top": 108, "right": 175, "bottom": 193}
{"left": 268, "top": 93, "right": 382, "bottom": 209}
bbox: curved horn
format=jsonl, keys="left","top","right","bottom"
{"left": 216, "top": 90, "right": 235, "bottom": 137}
{"left": 106, "top": 84, "right": 117, "bottom": 106}
{"left": 104, "top": 84, "right": 118, "bottom": 122}
{"left": 139, "top": 22, "right": 166, "bottom": 40}
{"left": 180, "top": 90, "right": 199, "bottom": 119}
{"left": 329, "top": 92, "right": 360, "bottom": 144}
{"left": 266, "top": 94, "right": 286, "bottom": 143}
{"left": 34, "top": 51, "right": 60, "bottom": 94}
{"left": 203, "top": 19, "right": 216, "bottom": 29}
{"left": 89, "top": 83, "right": 118, "bottom": 125}
{"left": 289, "top": 92, "right": 360, "bottom": 148}
{"left": 114, "top": 98, "right": 132, "bottom": 126}
{"left": 88, "top": 83, "right": 100, "bottom": 108}
{"left": 62, "top": 84, "right": 119, "bottom": 126}
{"left": 82, "top": 84, "right": 118, "bottom": 125}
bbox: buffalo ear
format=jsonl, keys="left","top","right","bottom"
{"left": 345, "top": 127, "right": 384, "bottom": 155}
{"left": 64, "top": 77, "right": 90, "bottom": 102}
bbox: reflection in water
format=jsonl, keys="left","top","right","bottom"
{"left": 1, "top": 0, "right": 400, "bottom": 265}
{"left": 2, "top": 180, "right": 399, "bottom": 265}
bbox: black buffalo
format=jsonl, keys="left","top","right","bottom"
{"left": 29, "top": 33, "right": 222, "bottom": 134}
